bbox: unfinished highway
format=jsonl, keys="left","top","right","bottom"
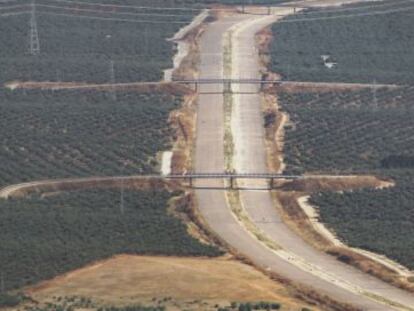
{"left": 193, "top": 5, "right": 414, "bottom": 311}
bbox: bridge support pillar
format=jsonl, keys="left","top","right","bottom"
{"left": 269, "top": 178, "right": 274, "bottom": 190}
{"left": 223, "top": 81, "right": 232, "bottom": 93}
{"left": 259, "top": 80, "right": 264, "bottom": 92}
{"left": 189, "top": 177, "right": 193, "bottom": 188}
{"left": 194, "top": 82, "right": 198, "bottom": 92}
{"left": 229, "top": 176, "right": 234, "bottom": 189}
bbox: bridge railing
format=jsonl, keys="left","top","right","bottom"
{"left": 160, "top": 172, "right": 303, "bottom": 189}
{"left": 172, "top": 78, "right": 282, "bottom": 93}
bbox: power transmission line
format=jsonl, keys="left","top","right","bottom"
{"left": 35, "top": 10, "right": 192, "bottom": 23}
{"left": 35, "top": 3, "right": 195, "bottom": 18}
{"left": 39, "top": 0, "right": 203, "bottom": 11}
{"left": 32, "top": 4, "right": 414, "bottom": 25}
{"left": 0, "top": 4, "right": 30, "bottom": 10}
{"left": 1, "top": 0, "right": 413, "bottom": 22}
{"left": 39, "top": 0, "right": 414, "bottom": 14}
{"left": 1, "top": 0, "right": 413, "bottom": 15}
{"left": 29, "top": 0, "right": 40, "bottom": 55}
{"left": 222, "top": 4, "right": 414, "bottom": 24}
{"left": 0, "top": 10, "right": 29, "bottom": 16}
{"left": 285, "top": 0, "right": 414, "bottom": 15}
{"left": 276, "top": 5, "right": 414, "bottom": 24}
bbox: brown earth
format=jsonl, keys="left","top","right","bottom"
{"left": 272, "top": 82, "right": 402, "bottom": 94}
{"left": 169, "top": 94, "right": 197, "bottom": 174}
{"left": 0, "top": 177, "right": 182, "bottom": 199}
{"left": 275, "top": 176, "right": 394, "bottom": 192}
{"left": 24, "top": 255, "right": 311, "bottom": 311}
{"left": 169, "top": 11, "right": 207, "bottom": 174}
{"left": 263, "top": 93, "right": 287, "bottom": 173}
{"left": 256, "top": 26, "right": 282, "bottom": 83}
{"left": 170, "top": 17, "right": 205, "bottom": 82}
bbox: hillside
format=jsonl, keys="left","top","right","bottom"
{"left": 269, "top": 0, "right": 414, "bottom": 84}
{"left": 0, "top": 90, "right": 180, "bottom": 187}
{"left": 0, "top": 189, "right": 221, "bottom": 291}
{"left": 278, "top": 88, "right": 414, "bottom": 269}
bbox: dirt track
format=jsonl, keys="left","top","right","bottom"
{"left": 192, "top": 4, "right": 414, "bottom": 311}
{"left": 274, "top": 81, "right": 402, "bottom": 93}
{"left": 0, "top": 176, "right": 179, "bottom": 199}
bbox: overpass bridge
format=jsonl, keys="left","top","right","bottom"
{"left": 0, "top": 173, "right": 358, "bottom": 199}
{"left": 172, "top": 78, "right": 282, "bottom": 93}
{"left": 0, "top": 173, "right": 302, "bottom": 198}
{"left": 163, "top": 172, "right": 303, "bottom": 189}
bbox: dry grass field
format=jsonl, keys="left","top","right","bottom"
{"left": 21, "top": 255, "right": 310, "bottom": 311}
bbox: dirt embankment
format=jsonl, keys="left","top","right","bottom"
{"left": 169, "top": 94, "right": 197, "bottom": 174}
{"left": 272, "top": 82, "right": 402, "bottom": 94}
{"left": 257, "top": 27, "right": 286, "bottom": 174}
{"left": 167, "top": 11, "right": 210, "bottom": 175}
{"left": 263, "top": 93, "right": 287, "bottom": 173}
{"left": 276, "top": 176, "right": 394, "bottom": 192}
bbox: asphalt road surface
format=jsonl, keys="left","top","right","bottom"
{"left": 193, "top": 7, "right": 414, "bottom": 311}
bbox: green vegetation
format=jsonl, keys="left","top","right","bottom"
{"left": 0, "top": 0, "right": 193, "bottom": 84}
{"left": 0, "top": 89, "right": 180, "bottom": 187}
{"left": 98, "top": 307, "right": 164, "bottom": 311}
{"left": 0, "top": 0, "right": 292, "bottom": 85}
{"left": 381, "top": 155, "right": 414, "bottom": 169}
{"left": 270, "top": 0, "right": 414, "bottom": 84}
{"left": 209, "top": 301, "right": 283, "bottom": 311}
{"left": 20, "top": 295, "right": 157, "bottom": 311}
{"left": 230, "top": 301, "right": 281, "bottom": 311}
{"left": 310, "top": 171, "right": 414, "bottom": 270}
{"left": 280, "top": 87, "right": 414, "bottom": 174}
{"left": 0, "top": 0, "right": 297, "bottom": 298}
{"left": 205, "top": 0, "right": 291, "bottom": 3}
{"left": 272, "top": 2, "right": 414, "bottom": 268}
{"left": 0, "top": 2, "right": 212, "bottom": 294}
{"left": 0, "top": 189, "right": 221, "bottom": 291}
{"left": 17, "top": 298, "right": 288, "bottom": 311}
{"left": 0, "top": 293, "right": 24, "bottom": 307}
{"left": 278, "top": 87, "right": 414, "bottom": 269}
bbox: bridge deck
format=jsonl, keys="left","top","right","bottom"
{"left": 173, "top": 78, "right": 281, "bottom": 85}
{"left": 163, "top": 173, "right": 301, "bottom": 179}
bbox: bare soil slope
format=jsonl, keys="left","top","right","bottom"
{"left": 26, "top": 255, "right": 307, "bottom": 310}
